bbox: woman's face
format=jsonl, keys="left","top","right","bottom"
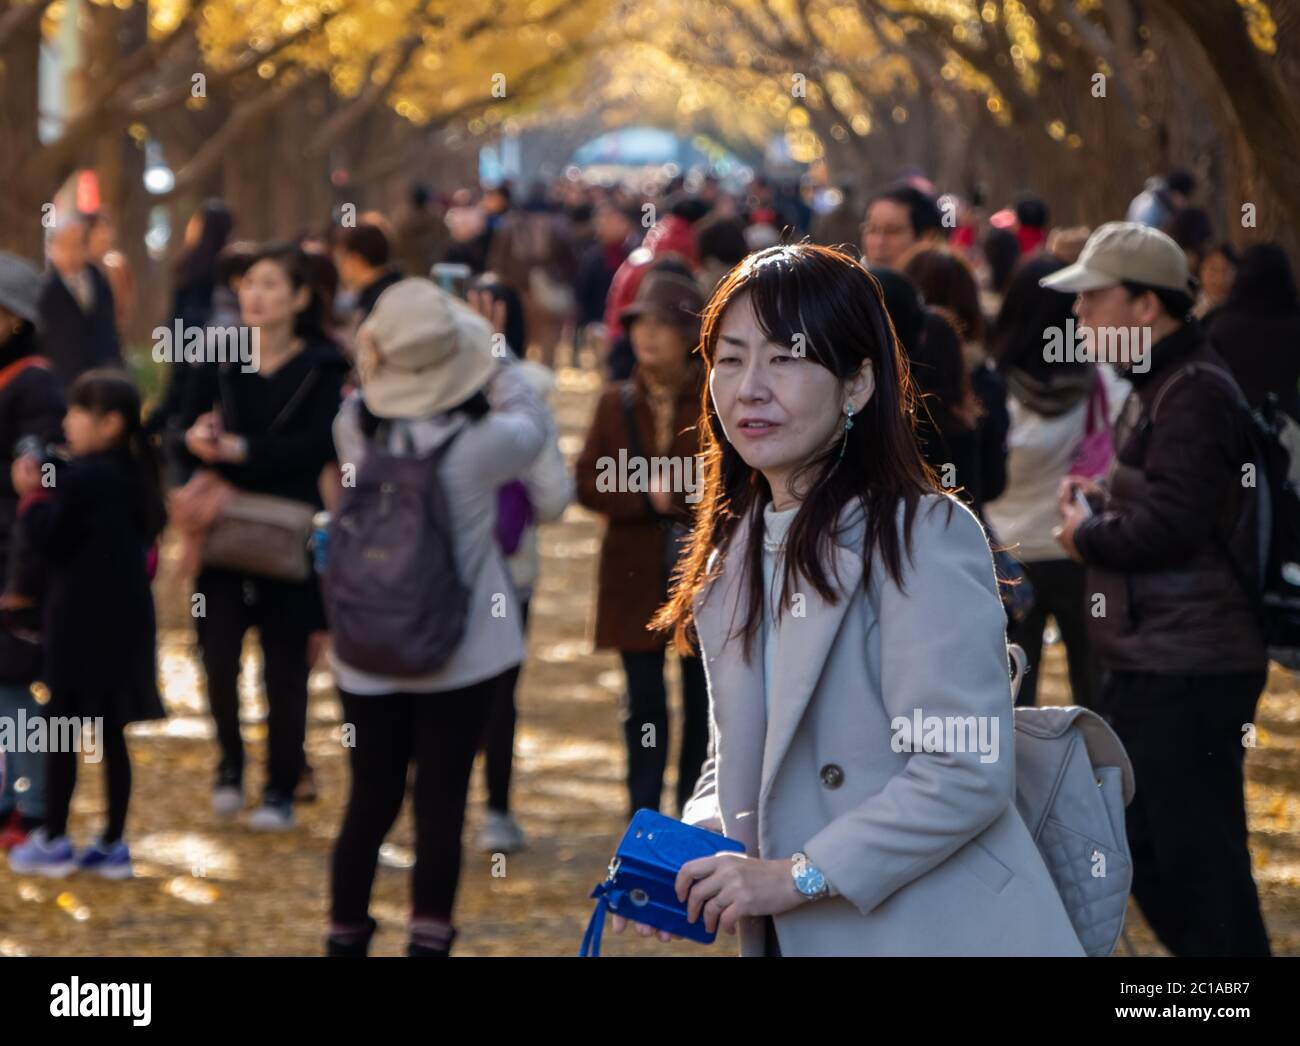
{"left": 710, "top": 293, "right": 871, "bottom": 504}
{"left": 239, "top": 259, "right": 306, "bottom": 330}
{"left": 1200, "top": 251, "right": 1236, "bottom": 301}
{"left": 630, "top": 312, "right": 691, "bottom": 371}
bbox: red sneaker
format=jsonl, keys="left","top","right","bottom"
{"left": 0, "top": 810, "right": 29, "bottom": 851}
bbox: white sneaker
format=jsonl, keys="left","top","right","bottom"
{"left": 211, "top": 785, "right": 243, "bottom": 818}
{"left": 477, "top": 811, "right": 527, "bottom": 854}
{"left": 247, "top": 801, "right": 296, "bottom": 832}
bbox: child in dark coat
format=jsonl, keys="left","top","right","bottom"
{"left": 8, "top": 370, "right": 166, "bottom": 878}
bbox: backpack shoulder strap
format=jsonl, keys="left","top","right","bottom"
{"left": 0, "top": 355, "right": 52, "bottom": 393}
{"left": 1151, "top": 360, "right": 1247, "bottom": 422}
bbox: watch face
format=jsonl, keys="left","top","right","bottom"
{"left": 794, "top": 857, "right": 826, "bottom": 896}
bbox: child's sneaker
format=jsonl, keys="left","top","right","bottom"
{"left": 8, "top": 828, "right": 76, "bottom": 877}
{"left": 77, "top": 839, "right": 133, "bottom": 880}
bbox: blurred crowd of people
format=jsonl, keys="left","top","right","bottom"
{"left": 0, "top": 157, "right": 1297, "bottom": 958}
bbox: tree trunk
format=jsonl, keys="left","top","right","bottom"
{"left": 0, "top": 13, "right": 47, "bottom": 260}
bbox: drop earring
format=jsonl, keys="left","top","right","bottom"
{"left": 838, "top": 402, "right": 855, "bottom": 460}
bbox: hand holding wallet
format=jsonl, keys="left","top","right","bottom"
{"left": 578, "top": 808, "right": 746, "bottom": 957}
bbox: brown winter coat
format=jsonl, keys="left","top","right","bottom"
{"left": 575, "top": 365, "right": 705, "bottom": 651}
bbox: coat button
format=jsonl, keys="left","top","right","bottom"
{"left": 819, "top": 764, "right": 844, "bottom": 789}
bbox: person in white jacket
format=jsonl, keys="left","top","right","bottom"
{"left": 466, "top": 277, "right": 573, "bottom": 853}
{"left": 326, "top": 278, "right": 547, "bottom": 957}
{"left": 983, "top": 254, "right": 1125, "bottom": 707}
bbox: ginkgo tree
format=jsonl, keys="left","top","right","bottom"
{"left": 0, "top": 0, "right": 611, "bottom": 263}
{"left": 2, "top": 0, "right": 1297, "bottom": 275}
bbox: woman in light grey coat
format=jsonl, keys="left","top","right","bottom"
{"left": 621, "top": 244, "right": 1083, "bottom": 957}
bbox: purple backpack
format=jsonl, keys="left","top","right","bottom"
{"left": 325, "top": 424, "right": 468, "bottom": 676}
{"left": 495, "top": 480, "right": 534, "bottom": 557}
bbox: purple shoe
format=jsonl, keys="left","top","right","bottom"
{"left": 77, "top": 839, "right": 133, "bottom": 880}
{"left": 9, "top": 828, "right": 77, "bottom": 877}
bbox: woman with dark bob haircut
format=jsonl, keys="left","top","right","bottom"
{"left": 614, "top": 243, "right": 1081, "bottom": 956}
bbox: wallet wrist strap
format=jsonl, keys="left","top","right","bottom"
{"left": 579, "top": 881, "right": 616, "bottom": 957}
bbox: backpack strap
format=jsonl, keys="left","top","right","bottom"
{"left": 0, "top": 356, "right": 51, "bottom": 393}
{"left": 1151, "top": 360, "right": 1247, "bottom": 422}
{"left": 1152, "top": 360, "right": 1270, "bottom": 603}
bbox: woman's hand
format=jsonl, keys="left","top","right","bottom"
{"left": 467, "top": 287, "right": 508, "bottom": 336}
{"left": 11, "top": 454, "right": 41, "bottom": 497}
{"left": 609, "top": 914, "right": 677, "bottom": 943}
{"left": 185, "top": 412, "right": 223, "bottom": 463}
{"left": 675, "top": 853, "right": 805, "bottom": 936}
{"left": 185, "top": 412, "right": 246, "bottom": 464}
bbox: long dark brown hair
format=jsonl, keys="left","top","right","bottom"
{"left": 652, "top": 243, "right": 941, "bottom": 658}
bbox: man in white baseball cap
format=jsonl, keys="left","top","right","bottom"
{"left": 1049, "top": 221, "right": 1272, "bottom": 957}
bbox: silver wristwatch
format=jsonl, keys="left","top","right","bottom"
{"left": 791, "top": 851, "right": 830, "bottom": 900}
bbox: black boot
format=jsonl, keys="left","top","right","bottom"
{"left": 407, "top": 927, "right": 457, "bottom": 957}
{"left": 326, "top": 917, "right": 377, "bottom": 957}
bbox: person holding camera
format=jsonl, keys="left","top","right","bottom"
{"left": 1049, "top": 222, "right": 1271, "bottom": 957}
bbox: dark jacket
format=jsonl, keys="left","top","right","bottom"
{"left": 355, "top": 269, "right": 405, "bottom": 323}
{"left": 1205, "top": 303, "right": 1300, "bottom": 421}
{"left": 0, "top": 330, "right": 65, "bottom": 683}
{"left": 0, "top": 330, "right": 65, "bottom": 567}
{"left": 19, "top": 452, "right": 164, "bottom": 721}
{"left": 144, "top": 279, "right": 220, "bottom": 441}
{"left": 178, "top": 338, "right": 349, "bottom": 629}
{"left": 1073, "top": 323, "right": 1266, "bottom": 674}
{"left": 37, "top": 265, "right": 123, "bottom": 387}
{"left": 575, "top": 241, "right": 631, "bottom": 327}
{"left": 575, "top": 366, "right": 703, "bottom": 652}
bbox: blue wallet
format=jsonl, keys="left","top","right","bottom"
{"left": 578, "top": 808, "right": 746, "bottom": 956}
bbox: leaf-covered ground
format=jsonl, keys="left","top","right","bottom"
{"left": 2, "top": 369, "right": 1298, "bottom": 957}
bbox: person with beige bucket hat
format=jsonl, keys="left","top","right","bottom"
{"left": 325, "top": 277, "right": 549, "bottom": 957}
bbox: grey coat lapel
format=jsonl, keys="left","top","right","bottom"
{"left": 759, "top": 525, "right": 864, "bottom": 800}
{"left": 693, "top": 510, "right": 765, "bottom": 854}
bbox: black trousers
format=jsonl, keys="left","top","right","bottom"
{"left": 43, "top": 694, "right": 131, "bottom": 844}
{"left": 479, "top": 600, "right": 530, "bottom": 813}
{"left": 196, "top": 571, "right": 312, "bottom": 802}
{"left": 330, "top": 677, "right": 498, "bottom": 926}
{"left": 618, "top": 649, "right": 709, "bottom": 818}
{"left": 1006, "top": 557, "right": 1098, "bottom": 708}
{"left": 1095, "top": 669, "right": 1271, "bottom": 956}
